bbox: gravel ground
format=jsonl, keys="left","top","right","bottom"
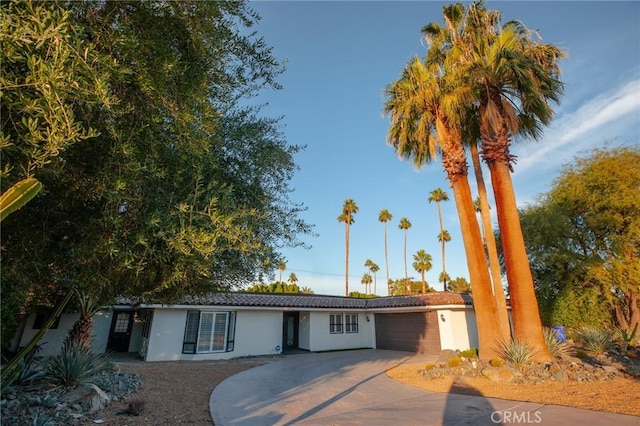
{"left": 89, "top": 356, "right": 276, "bottom": 425}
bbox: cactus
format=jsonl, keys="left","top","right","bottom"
{"left": 0, "top": 177, "right": 42, "bottom": 221}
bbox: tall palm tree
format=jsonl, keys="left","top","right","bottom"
{"left": 424, "top": 1, "right": 564, "bottom": 359}
{"left": 364, "top": 259, "right": 380, "bottom": 295}
{"left": 361, "top": 273, "right": 372, "bottom": 295}
{"left": 378, "top": 209, "right": 393, "bottom": 294}
{"left": 384, "top": 54, "right": 501, "bottom": 359}
{"left": 278, "top": 260, "right": 286, "bottom": 283}
{"left": 428, "top": 188, "right": 449, "bottom": 291}
{"left": 412, "top": 249, "right": 433, "bottom": 293}
{"left": 338, "top": 198, "right": 359, "bottom": 296}
{"left": 398, "top": 217, "right": 412, "bottom": 293}
{"left": 472, "top": 146, "right": 511, "bottom": 342}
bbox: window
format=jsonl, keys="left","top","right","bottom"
{"left": 329, "top": 313, "right": 343, "bottom": 334}
{"left": 345, "top": 314, "right": 358, "bottom": 333}
{"left": 33, "top": 308, "right": 60, "bottom": 330}
{"left": 182, "top": 311, "right": 236, "bottom": 354}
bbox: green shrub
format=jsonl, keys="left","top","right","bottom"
{"left": 424, "top": 363, "right": 435, "bottom": 371}
{"left": 543, "top": 327, "right": 575, "bottom": 358}
{"left": 459, "top": 348, "right": 478, "bottom": 358}
{"left": 490, "top": 358, "right": 504, "bottom": 367}
{"left": 577, "top": 327, "right": 616, "bottom": 355}
{"left": 42, "top": 345, "right": 109, "bottom": 388}
{"left": 495, "top": 339, "right": 536, "bottom": 366}
{"left": 447, "top": 357, "right": 462, "bottom": 368}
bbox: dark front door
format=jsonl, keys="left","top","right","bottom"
{"left": 107, "top": 310, "right": 134, "bottom": 352}
{"left": 282, "top": 311, "right": 299, "bottom": 350}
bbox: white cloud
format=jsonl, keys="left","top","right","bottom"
{"left": 514, "top": 78, "right": 640, "bottom": 174}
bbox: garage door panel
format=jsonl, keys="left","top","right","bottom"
{"left": 375, "top": 312, "right": 440, "bottom": 354}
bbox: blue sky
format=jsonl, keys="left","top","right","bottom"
{"left": 247, "top": 1, "right": 640, "bottom": 296}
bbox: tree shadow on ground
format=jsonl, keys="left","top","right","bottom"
{"left": 443, "top": 376, "right": 501, "bottom": 425}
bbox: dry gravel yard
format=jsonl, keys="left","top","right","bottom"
{"left": 89, "top": 352, "right": 640, "bottom": 425}
{"left": 88, "top": 356, "right": 274, "bottom": 425}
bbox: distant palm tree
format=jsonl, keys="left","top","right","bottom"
{"left": 364, "top": 259, "right": 380, "bottom": 295}
{"left": 288, "top": 272, "right": 298, "bottom": 285}
{"left": 429, "top": 188, "right": 450, "bottom": 291}
{"left": 361, "top": 273, "right": 373, "bottom": 294}
{"left": 278, "top": 260, "right": 286, "bottom": 283}
{"left": 338, "top": 198, "right": 359, "bottom": 296}
{"left": 398, "top": 217, "right": 412, "bottom": 292}
{"left": 378, "top": 209, "right": 393, "bottom": 294}
{"left": 412, "top": 249, "right": 433, "bottom": 293}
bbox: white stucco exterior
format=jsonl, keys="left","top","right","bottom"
{"left": 436, "top": 307, "right": 478, "bottom": 351}
{"left": 143, "top": 307, "right": 283, "bottom": 361}
{"left": 305, "top": 311, "right": 374, "bottom": 352}
{"left": 18, "top": 310, "right": 112, "bottom": 357}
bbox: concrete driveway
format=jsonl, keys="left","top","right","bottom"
{"left": 210, "top": 349, "right": 639, "bottom": 425}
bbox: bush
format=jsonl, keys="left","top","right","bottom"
{"left": 424, "top": 363, "right": 435, "bottom": 371}
{"left": 543, "top": 327, "right": 575, "bottom": 358}
{"left": 459, "top": 348, "right": 478, "bottom": 358}
{"left": 42, "top": 345, "right": 109, "bottom": 388}
{"left": 495, "top": 339, "right": 536, "bottom": 366}
{"left": 447, "top": 357, "right": 462, "bottom": 368}
{"left": 577, "top": 327, "right": 616, "bottom": 355}
{"left": 490, "top": 358, "right": 504, "bottom": 367}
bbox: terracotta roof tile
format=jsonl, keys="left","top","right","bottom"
{"left": 137, "top": 292, "right": 473, "bottom": 309}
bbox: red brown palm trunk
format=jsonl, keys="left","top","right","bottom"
{"left": 487, "top": 159, "right": 550, "bottom": 361}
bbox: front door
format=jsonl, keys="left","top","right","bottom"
{"left": 282, "top": 311, "right": 299, "bottom": 350}
{"left": 107, "top": 310, "right": 134, "bottom": 352}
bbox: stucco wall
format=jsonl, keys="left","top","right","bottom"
{"left": 144, "top": 308, "right": 283, "bottom": 361}
{"left": 307, "top": 311, "right": 374, "bottom": 352}
{"left": 18, "top": 310, "right": 112, "bottom": 357}
{"left": 298, "top": 311, "right": 311, "bottom": 350}
{"left": 436, "top": 308, "right": 478, "bottom": 351}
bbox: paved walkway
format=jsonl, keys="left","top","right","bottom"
{"left": 210, "top": 349, "right": 640, "bottom": 425}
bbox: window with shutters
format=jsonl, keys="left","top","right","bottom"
{"left": 329, "top": 313, "right": 343, "bottom": 334}
{"left": 345, "top": 313, "right": 358, "bottom": 333}
{"left": 182, "top": 311, "right": 236, "bottom": 354}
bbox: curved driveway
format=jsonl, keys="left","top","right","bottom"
{"left": 210, "top": 349, "right": 639, "bottom": 426}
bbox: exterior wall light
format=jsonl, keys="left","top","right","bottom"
{"left": 440, "top": 313, "right": 446, "bottom": 322}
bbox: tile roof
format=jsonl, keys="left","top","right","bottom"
{"left": 137, "top": 292, "right": 473, "bottom": 310}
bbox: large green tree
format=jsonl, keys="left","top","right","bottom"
{"left": 518, "top": 146, "right": 640, "bottom": 331}
{"left": 1, "top": 0, "right": 312, "bottom": 345}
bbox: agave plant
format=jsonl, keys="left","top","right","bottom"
{"left": 577, "top": 327, "right": 616, "bottom": 355}
{"left": 495, "top": 339, "right": 537, "bottom": 366}
{"left": 543, "top": 327, "right": 575, "bottom": 358}
{"left": 42, "top": 345, "right": 109, "bottom": 388}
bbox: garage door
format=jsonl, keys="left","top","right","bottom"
{"left": 374, "top": 311, "right": 441, "bottom": 354}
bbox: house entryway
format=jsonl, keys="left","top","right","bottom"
{"left": 282, "top": 311, "right": 299, "bottom": 352}
{"left": 106, "top": 310, "right": 134, "bottom": 352}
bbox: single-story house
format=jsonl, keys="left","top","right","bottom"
{"left": 15, "top": 292, "right": 479, "bottom": 361}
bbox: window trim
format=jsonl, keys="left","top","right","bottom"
{"left": 345, "top": 313, "right": 359, "bottom": 333}
{"left": 329, "top": 313, "right": 344, "bottom": 334}
{"left": 182, "top": 310, "right": 236, "bottom": 354}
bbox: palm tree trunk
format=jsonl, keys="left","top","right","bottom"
{"left": 487, "top": 159, "right": 550, "bottom": 361}
{"left": 450, "top": 176, "right": 502, "bottom": 359}
{"left": 470, "top": 144, "right": 511, "bottom": 341}
{"left": 384, "top": 224, "right": 390, "bottom": 295}
{"left": 345, "top": 223, "right": 350, "bottom": 296}
{"left": 403, "top": 230, "right": 409, "bottom": 293}
{"left": 421, "top": 271, "right": 426, "bottom": 293}
{"left": 437, "top": 202, "right": 447, "bottom": 291}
